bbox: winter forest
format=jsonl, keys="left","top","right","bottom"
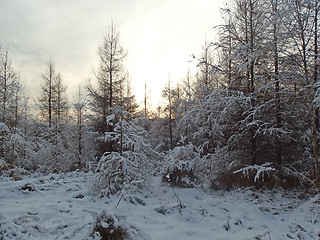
{"left": 1, "top": 0, "right": 320, "bottom": 239}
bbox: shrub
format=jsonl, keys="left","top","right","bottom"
{"left": 0, "top": 158, "right": 9, "bottom": 175}
{"left": 90, "top": 211, "right": 150, "bottom": 240}
{"left": 162, "top": 145, "right": 200, "bottom": 188}
{"left": 91, "top": 151, "right": 147, "bottom": 197}
{"left": 210, "top": 163, "right": 311, "bottom": 190}
{"left": 91, "top": 212, "right": 128, "bottom": 240}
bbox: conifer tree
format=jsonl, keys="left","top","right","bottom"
{"left": 38, "top": 58, "right": 68, "bottom": 128}
{"left": 87, "top": 21, "right": 127, "bottom": 154}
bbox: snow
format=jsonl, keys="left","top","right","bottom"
{"left": 0, "top": 171, "right": 320, "bottom": 239}
{"left": 233, "top": 163, "right": 276, "bottom": 183}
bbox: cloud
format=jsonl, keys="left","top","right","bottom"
{"left": 0, "top": 0, "right": 223, "bottom": 105}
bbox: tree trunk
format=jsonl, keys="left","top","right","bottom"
{"left": 272, "top": 0, "right": 282, "bottom": 165}
{"left": 249, "top": 0, "right": 257, "bottom": 165}
{"left": 313, "top": 0, "right": 319, "bottom": 185}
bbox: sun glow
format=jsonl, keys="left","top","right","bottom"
{"left": 1, "top": 0, "right": 223, "bottom": 109}
{"left": 122, "top": 0, "right": 221, "bottom": 110}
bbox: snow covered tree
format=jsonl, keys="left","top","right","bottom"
{"left": 174, "top": 70, "right": 196, "bottom": 146}
{"left": 282, "top": 0, "right": 320, "bottom": 184}
{"left": 123, "top": 78, "right": 139, "bottom": 118}
{"left": 0, "top": 46, "right": 21, "bottom": 127}
{"left": 91, "top": 110, "right": 160, "bottom": 197}
{"left": 35, "top": 58, "right": 73, "bottom": 171}
{"left": 0, "top": 46, "right": 29, "bottom": 166}
{"left": 218, "top": 0, "right": 271, "bottom": 165}
{"left": 87, "top": 21, "right": 127, "bottom": 154}
{"left": 193, "top": 39, "right": 218, "bottom": 103}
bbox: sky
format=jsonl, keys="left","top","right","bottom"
{"left": 0, "top": 0, "right": 224, "bottom": 108}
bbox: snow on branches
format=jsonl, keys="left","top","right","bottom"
{"left": 233, "top": 163, "right": 276, "bottom": 183}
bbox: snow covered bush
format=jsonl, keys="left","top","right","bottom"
{"left": 209, "top": 164, "right": 276, "bottom": 190}
{"left": 90, "top": 211, "right": 150, "bottom": 240}
{"left": 209, "top": 162, "right": 311, "bottom": 190}
{"left": 162, "top": 144, "right": 200, "bottom": 188}
{"left": 91, "top": 211, "right": 130, "bottom": 240}
{"left": 20, "top": 122, "right": 95, "bottom": 173}
{"left": 0, "top": 158, "right": 8, "bottom": 175}
{"left": 91, "top": 112, "right": 160, "bottom": 197}
{"left": 91, "top": 152, "right": 145, "bottom": 197}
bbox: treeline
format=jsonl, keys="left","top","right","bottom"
{"left": 0, "top": 45, "right": 94, "bottom": 173}
{"left": 1, "top": 0, "right": 319, "bottom": 191}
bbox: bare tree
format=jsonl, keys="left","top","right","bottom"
{"left": 270, "top": 0, "right": 282, "bottom": 164}
{"left": 87, "top": 21, "right": 127, "bottom": 154}
{"left": 162, "top": 77, "right": 174, "bottom": 150}
{"left": 53, "top": 73, "right": 68, "bottom": 126}
{"left": 73, "top": 85, "right": 86, "bottom": 166}
{"left": 193, "top": 39, "right": 216, "bottom": 102}
{"left": 0, "top": 46, "right": 28, "bottom": 165}
{"left": 0, "top": 46, "right": 17, "bottom": 126}
{"left": 38, "top": 59, "right": 55, "bottom": 128}
{"left": 123, "top": 78, "right": 138, "bottom": 117}
{"left": 38, "top": 58, "right": 68, "bottom": 128}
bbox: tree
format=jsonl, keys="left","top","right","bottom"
{"left": 123, "top": 78, "right": 138, "bottom": 117}
{"left": 218, "top": 0, "right": 269, "bottom": 165}
{"left": 193, "top": 39, "right": 217, "bottom": 102}
{"left": 73, "top": 85, "right": 87, "bottom": 166}
{"left": 38, "top": 58, "right": 68, "bottom": 128}
{"left": 0, "top": 46, "right": 17, "bottom": 126}
{"left": 36, "top": 58, "right": 70, "bottom": 170}
{"left": 52, "top": 73, "right": 68, "bottom": 126}
{"left": 87, "top": 21, "right": 127, "bottom": 154}
{"left": 162, "top": 77, "right": 174, "bottom": 150}
{"left": 0, "top": 46, "right": 29, "bottom": 165}
{"left": 176, "top": 70, "right": 195, "bottom": 146}
{"left": 313, "top": 0, "right": 319, "bottom": 184}
{"left": 11, "top": 75, "right": 28, "bottom": 130}
{"left": 283, "top": 0, "right": 320, "bottom": 184}
{"left": 38, "top": 59, "right": 55, "bottom": 127}
{"left": 270, "top": 0, "right": 282, "bottom": 164}
{"left": 143, "top": 80, "right": 153, "bottom": 120}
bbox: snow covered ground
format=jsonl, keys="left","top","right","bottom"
{"left": 0, "top": 171, "right": 319, "bottom": 240}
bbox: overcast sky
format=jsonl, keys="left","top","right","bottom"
{"left": 0, "top": 0, "right": 223, "bottom": 107}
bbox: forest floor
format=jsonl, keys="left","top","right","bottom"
{"left": 0, "top": 171, "right": 320, "bottom": 240}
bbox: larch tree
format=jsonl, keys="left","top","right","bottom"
{"left": 11, "top": 75, "right": 28, "bottom": 130}
{"left": 37, "top": 58, "right": 69, "bottom": 169}
{"left": 162, "top": 77, "right": 174, "bottom": 150}
{"left": 0, "top": 46, "right": 28, "bottom": 165}
{"left": 284, "top": 0, "right": 320, "bottom": 184}
{"left": 178, "top": 70, "right": 194, "bottom": 146}
{"left": 223, "top": 0, "right": 269, "bottom": 165}
{"left": 38, "top": 59, "right": 67, "bottom": 128}
{"left": 52, "top": 73, "right": 68, "bottom": 127}
{"left": 0, "top": 46, "right": 17, "bottom": 126}
{"left": 38, "top": 60, "right": 54, "bottom": 127}
{"left": 87, "top": 21, "right": 127, "bottom": 154}
{"left": 123, "top": 78, "right": 139, "bottom": 118}
{"left": 313, "top": 0, "right": 319, "bottom": 184}
{"left": 193, "top": 39, "right": 217, "bottom": 103}
{"left": 269, "top": 0, "right": 282, "bottom": 164}
{"left": 73, "top": 85, "right": 87, "bottom": 167}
